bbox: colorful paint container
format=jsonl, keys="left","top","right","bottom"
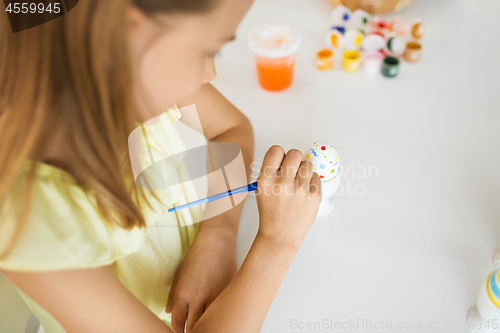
{"left": 370, "top": 16, "right": 388, "bottom": 30}
{"left": 351, "top": 9, "right": 371, "bottom": 31}
{"left": 342, "top": 50, "right": 361, "bottom": 73}
{"left": 384, "top": 33, "right": 406, "bottom": 57}
{"left": 344, "top": 29, "right": 364, "bottom": 50}
{"left": 362, "top": 51, "right": 383, "bottom": 74}
{"left": 316, "top": 49, "right": 333, "bottom": 70}
{"left": 248, "top": 24, "right": 301, "bottom": 91}
{"left": 382, "top": 56, "right": 400, "bottom": 78}
{"left": 403, "top": 41, "right": 422, "bottom": 62}
{"left": 331, "top": 5, "right": 351, "bottom": 25}
{"left": 410, "top": 19, "right": 426, "bottom": 39}
{"left": 326, "top": 26, "right": 345, "bottom": 49}
{"left": 388, "top": 17, "right": 409, "bottom": 37}
{"left": 362, "top": 32, "right": 385, "bottom": 52}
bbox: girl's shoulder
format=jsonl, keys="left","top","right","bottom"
{"left": 0, "top": 105, "right": 184, "bottom": 272}
{"left": 0, "top": 159, "right": 147, "bottom": 272}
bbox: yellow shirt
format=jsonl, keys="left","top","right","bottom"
{"left": 0, "top": 106, "right": 201, "bottom": 332}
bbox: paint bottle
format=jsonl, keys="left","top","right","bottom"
{"left": 410, "top": 18, "right": 426, "bottom": 40}
{"left": 248, "top": 24, "right": 301, "bottom": 92}
{"left": 326, "top": 26, "right": 345, "bottom": 50}
{"left": 384, "top": 33, "right": 406, "bottom": 58}
{"left": 388, "top": 17, "right": 409, "bottom": 37}
{"left": 363, "top": 51, "right": 383, "bottom": 74}
{"left": 381, "top": 56, "right": 400, "bottom": 78}
{"left": 342, "top": 50, "right": 361, "bottom": 73}
{"left": 344, "top": 29, "right": 364, "bottom": 50}
{"left": 316, "top": 49, "right": 333, "bottom": 70}
{"left": 404, "top": 41, "right": 422, "bottom": 62}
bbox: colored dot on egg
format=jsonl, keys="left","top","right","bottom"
{"left": 321, "top": 146, "right": 326, "bottom": 150}
{"left": 335, "top": 157, "right": 337, "bottom": 161}
{"left": 330, "top": 161, "right": 332, "bottom": 163}
{"left": 331, "top": 169, "right": 335, "bottom": 173}
{"left": 324, "top": 156, "right": 326, "bottom": 158}
{"left": 306, "top": 155, "right": 309, "bottom": 159}
{"left": 320, "top": 164, "right": 325, "bottom": 169}
{"left": 320, "top": 175, "right": 324, "bottom": 178}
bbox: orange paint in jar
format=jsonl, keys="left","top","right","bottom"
{"left": 248, "top": 24, "right": 301, "bottom": 92}
{"left": 255, "top": 54, "right": 295, "bottom": 91}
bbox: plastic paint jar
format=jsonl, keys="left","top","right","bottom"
{"left": 316, "top": 49, "right": 333, "bottom": 70}
{"left": 410, "top": 19, "right": 426, "bottom": 40}
{"left": 382, "top": 56, "right": 400, "bottom": 78}
{"left": 342, "top": 50, "right": 361, "bottom": 73}
{"left": 384, "top": 34, "right": 406, "bottom": 57}
{"left": 363, "top": 51, "right": 383, "bottom": 74}
{"left": 248, "top": 24, "right": 301, "bottom": 92}
{"left": 404, "top": 41, "right": 422, "bottom": 62}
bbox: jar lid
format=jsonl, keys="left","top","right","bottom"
{"left": 388, "top": 17, "right": 409, "bottom": 36}
{"left": 248, "top": 24, "right": 301, "bottom": 59}
{"left": 344, "top": 29, "right": 364, "bottom": 49}
{"left": 410, "top": 18, "right": 426, "bottom": 39}
{"left": 331, "top": 5, "right": 351, "bottom": 25}
{"left": 385, "top": 33, "right": 406, "bottom": 57}
{"left": 351, "top": 9, "right": 371, "bottom": 31}
{"left": 362, "top": 32, "right": 385, "bottom": 51}
{"left": 326, "top": 27, "right": 345, "bottom": 49}
{"left": 371, "top": 16, "right": 388, "bottom": 30}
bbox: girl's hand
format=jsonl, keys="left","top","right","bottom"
{"left": 165, "top": 230, "right": 237, "bottom": 333}
{"left": 256, "top": 145, "right": 322, "bottom": 248}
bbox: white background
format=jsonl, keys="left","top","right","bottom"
{"left": 210, "top": 0, "right": 500, "bottom": 332}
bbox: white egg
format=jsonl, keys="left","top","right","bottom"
{"left": 303, "top": 141, "right": 340, "bottom": 182}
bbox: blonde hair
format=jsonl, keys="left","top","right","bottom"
{"left": 0, "top": 0, "right": 218, "bottom": 259}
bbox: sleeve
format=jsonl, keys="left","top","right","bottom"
{"left": 0, "top": 164, "right": 147, "bottom": 272}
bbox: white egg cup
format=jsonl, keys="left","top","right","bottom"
{"left": 317, "top": 167, "right": 342, "bottom": 217}
{"left": 467, "top": 274, "right": 500, "bottom": 333}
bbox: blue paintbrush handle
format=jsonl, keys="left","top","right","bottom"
{"left": 168, "top": 181, "right": 258, "bottom": 213}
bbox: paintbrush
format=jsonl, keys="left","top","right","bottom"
{"left": 168, "top": 181, "right": 258, "bottom": 213}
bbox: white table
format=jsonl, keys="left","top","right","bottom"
{"left": 211, "top": 0, "right": 500, "bottom": 332}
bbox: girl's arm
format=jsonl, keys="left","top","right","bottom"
{"left": 1, "top": 233, "right": 298, "bottom": 333}
{"left": 2, "top": 146, "right": 322, "bottom": 333}
{"left": 177, "top": 82, "right": 255, "bottom": 237}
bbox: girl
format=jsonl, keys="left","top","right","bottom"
{"left": 0, "top": 0, "right": 322, "bottom": 332}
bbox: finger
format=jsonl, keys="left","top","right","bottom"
{"left": 186, "top": 302, "right": 204, "bottom": 333}
{"left": 310, "top": 172, "right": 322, "bottom": 196}
{"left": 260, "top": 145, "right": 285, "bottom": 178}
{"left": 297, "top": 160, "right": 314, "bottom": 188}
{"left": 280, "top": 149, "right": 303, "bottom": 180}
{"left": 165, "top": 279, "right": 178, "bottom": 313}
{"left": 171, "top": 300, "right": 188, "bottom": 333}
